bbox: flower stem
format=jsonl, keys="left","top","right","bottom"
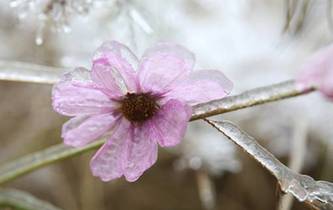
{"left": 0, "top": 80, "right": 315, "bottom": 185}
{"left": 0, "top": 140, "right": 105, "bottom": 185}
{"left": 0, "top": 188, "right": 64, "bottom": 210}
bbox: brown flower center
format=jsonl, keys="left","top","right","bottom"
{"left": 121, "top": 93, "right": 159, "bottom": 122}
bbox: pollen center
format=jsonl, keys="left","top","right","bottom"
{"left": 121, "top": 93, "right": 159, "bottom": 122}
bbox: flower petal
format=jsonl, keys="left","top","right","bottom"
{"left": 91, "top": 62, "right": 125, "bottom": 98}
{"left": 123, "top": 122, "right": 158, "bottom": 182}
{"left": 165, "top": 70, "right": 233, "bottom": 105}
{"left": 92, "top": 41, "right": 139, "bottom": 93}
{"left": 152, "top": 99, "right": 192, "bottom": 147}
{"left": 90, "top": 118, "right": 131, "bottom": 182}
{"left": 52, "top": 68, "right": 118, "bottom": 116}
{"left": 138, "top": 43, "right": 195, "bottom": 93}
{"left": 62, "top": 114, "right": 118, "bottom": 147}
{"left": 297, "top": 45, "right": 333, "bottom": 86}
{"left": 52, "top": 80, "right": 117, "bottom": 116}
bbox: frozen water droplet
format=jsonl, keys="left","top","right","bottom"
{"left": 63, "top": 25, "right": 72, "bottom": 33}
{"left": 35, "top": 36, "right": 43, "bottom": 45}
{"left": 35, "top": 29, "right": 44, "bottom": 46}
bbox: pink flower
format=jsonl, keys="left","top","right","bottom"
{"left": 52, "top": 41, "right": 233, "bottom": 182}
{"left": 297, "top": 43, "right": 333, "bottom": 100}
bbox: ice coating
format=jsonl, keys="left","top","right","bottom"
{"left": 206, "top": 120, "right": 333, "bottom": 209}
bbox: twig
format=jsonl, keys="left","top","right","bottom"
{"left": 191, "top": 80, "right": 314, "bottom": 120}
{"left": 205, "top": 120, "right": 333, "bottom": 210}
{"left": 283, "top": 0, "right": 297, "bottom": 32}
{"left": 294, "top": 0, "right": 310, "bottom": 34}
{"left": 283, "top": 0, "right": 311, "bottom": 34}
{"left": 0, "top": 78, "right": 315, "bottom": 184}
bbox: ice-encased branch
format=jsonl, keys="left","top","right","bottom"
{"left": 205, "top": 120, "right": 333, "bottom": 210}
{"left": 0, "top": 188, "right": 64, "bottom": 210}
{"left": 191, "top": 80, "right": 314, "bottom": 120}
{"left": 0, "top": 62, "right": 316, "bottom": 185}
{"left": 0, "top": 60, "right": 67, "bottom": 84}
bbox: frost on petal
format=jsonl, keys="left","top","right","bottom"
{"left": 297, "top": 43, "right": 333, "bottom": 99}
{"left": 165, "top": 70, "right": 233, "bottom": 105}
{"left": 91, "top": 62, "right": 124, "bottom": 99}
{"left": 152, "top": 99, "right": 192, "bottom": 147}
{"left": 92, "top": 41, "right": 139, "bottom": 93}
{"left": 90, "top": 118, "right": 131, "bottom": 182}
{"left": 62, "top": 114, "right": 118, "bottom": 147}
{"left": 124, "top": 122, "right": 158, "bottom": 182}
{"left": 62, "top": 67, "right": 93, "bottom": 85}
{"left": 52, "top": 81, "right": 118, "bottom": 116}
{"left": 138, "top": 43, "right": 195, "bottom": 93}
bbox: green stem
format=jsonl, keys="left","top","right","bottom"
{"left": 0, "top": 140, "right": 105, "bottom": 185}
{"left": 0, "top": 188, "right": 64, "bottom": 210}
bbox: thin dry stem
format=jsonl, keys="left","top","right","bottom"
{"left": 196, "top": 170, "right": 216, "bottom": 210}
{"left": 278, "top": 119, "right": 308, "bottom": 210}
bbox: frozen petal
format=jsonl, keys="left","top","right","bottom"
{"left": 138, "top": 43, "right": 195, "bottom": 93}
{"left": 165, "top": 70, "right": 233, "bottom": 105}
{"left": 52, "top": 81, "right": 118, "bottom": 116}
{"left": 93, "top": 41, "right": 139, "bottom": 93}
{"left": 62, "top": 114, "right": 118, "bottom": 147}
{"left": 90, "top": 118, "right": 131, "bottom": 182}
{"left": 91, "top": 62, "right": 124, "bottom": 98}
{"left": 152, "top": 99, "right": 192, "bottom": 147}
{"left": 124, "top": 122, "right": 158, "bottom": 182}
{"left": 94, "top": 41, "right": 139, "bottom": 71}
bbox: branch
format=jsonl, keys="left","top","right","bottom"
{"left": 191, "top": 80, "right": 314, "bottom": 120}
{"left": 205, "top": 120, "right": 333, "bottom": 210}
{"left": 0, "top": 188, "right": 64, "bottom": 210}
